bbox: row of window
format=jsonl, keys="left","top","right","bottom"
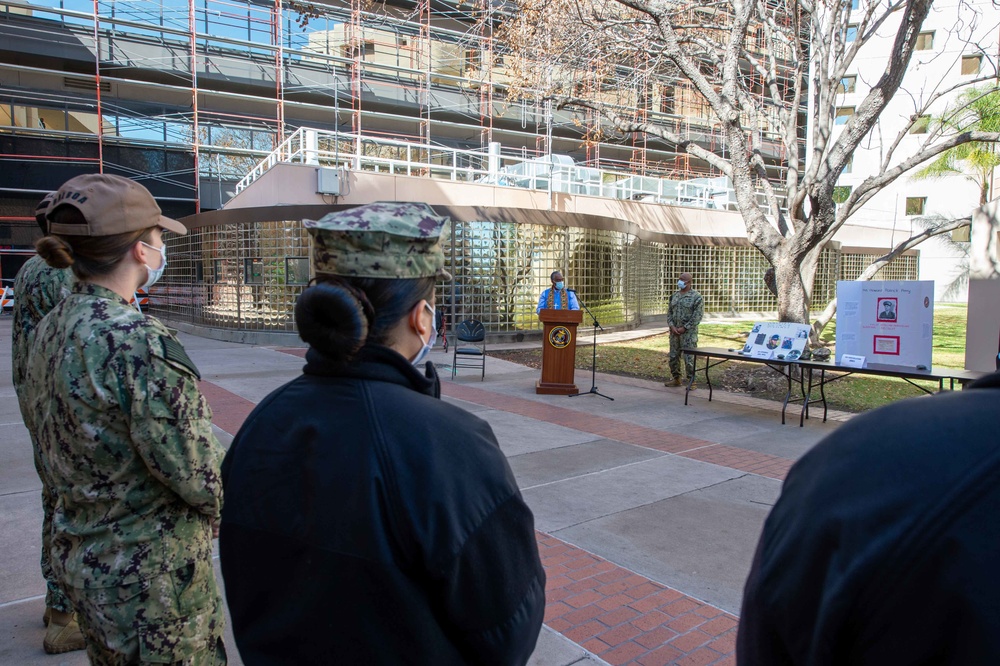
{"left": 845, "top": 27, "right": 948, "bottom": 55}
{"left": 831, "top": 187, "right": 931, "bottom": 219}
{"left": 195, "top": 258, "right": 311, "bottom": 285}
{"left": 837, "top": 55, "right": 983, "bottom": 99}
{"left": 834, "top": 106, "right": 940, "bottom": 134}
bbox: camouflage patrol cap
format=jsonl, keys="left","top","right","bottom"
{"left": 304, "top": 202, "right": 451, "bottom": 280}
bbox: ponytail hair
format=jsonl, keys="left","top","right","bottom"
{"left": 295, "top": 275, "right": 435, "bottom": 363}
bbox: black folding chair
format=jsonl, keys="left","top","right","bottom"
{"left": 451, "top": 319, "right": 486, "bottom": 380}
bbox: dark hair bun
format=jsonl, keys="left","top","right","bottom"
{"left": 295, "top": 282, "right": 370, "bottom": 361}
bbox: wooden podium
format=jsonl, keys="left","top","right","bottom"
{"left": 536, "top": 308, "right": 583, "bottom": 394}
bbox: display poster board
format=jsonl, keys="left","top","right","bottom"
{"left": 835, "top": 280, "right": 934, "bottom": 368}
{"left": 739, "top": 321, "right": 812, "bottom": 360}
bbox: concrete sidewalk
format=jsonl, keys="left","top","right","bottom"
{"left": 0, "top": 319, "right": 845, "bottom": 666}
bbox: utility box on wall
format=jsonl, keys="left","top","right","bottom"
{"left": 317, "top": 168, "right": 342, "bottom": 196}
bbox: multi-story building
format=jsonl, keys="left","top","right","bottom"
{"left": 835, "top": 0, "right": 1000, "bottom": 302}
{"left": 0, "top": 0, "right": 918, "bottom": 340}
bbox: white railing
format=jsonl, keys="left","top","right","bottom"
{"left": 236, "top": 127, "right": 773, "bottom": 213}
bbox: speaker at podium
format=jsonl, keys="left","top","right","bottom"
{"left": 536, "top": 308, "right": 583, "bottom": 394}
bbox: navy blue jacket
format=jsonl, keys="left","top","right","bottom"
{"left": 220, "top": 345, "right": 545, "bottom": 665}
{"left": 738, "top": 371, "right": 1000, "bottom": 664}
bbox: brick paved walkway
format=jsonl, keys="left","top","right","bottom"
{"left": 539, "top": 534, "right": 738, "bottom": 666}
{"left": 436, "top": 382, "right": 793, "bottom": 481}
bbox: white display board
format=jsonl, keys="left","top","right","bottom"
{"left": 739, "top": 321, "right": 812, "bottom": 360}
{"left": 835, "top": 280, "right": 934, "bottom": 368}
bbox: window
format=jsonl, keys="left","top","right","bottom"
{"left": 342, "top": 40, "right": 375, "bottom": 60}
{"left": 838, "top": 76, "right": 857, "bottom": 94}
{"left": 244, "top": 259, "right": 264, "bottom": 284}
{"left": 835, "top": 107, "right": 854, "bottom": 125}
{"left": 213, "top": 259, "right": 232, "bottom": 284}
{"left": 951, "top": 225, "right": 971, "bottom": 242}
{"left": 909, "top": 115, "right": 931, "bottom": 134}
{"left": 846, "top": 24, "right": 858, "bottom": 42}
{"left": 286, "top": 257, "right": 310, "bottom": 285}
{"left": 905, "top": 197, "right": 927, "bottom": 216}
{"left": 660, "top": 87, "right": 676, "bottom": 114}
{"left": 915, "top": 31, "right": 934, "bottom": 50}
{"left": 464, "top": 49, "right": 482, "bottom": 70}
{"left": 851, "top": 0, "right": 859, "bottom": 8}
{"left": 962, "top": 54, "right": 983, "bottom": 75}
{"left": 842, "top": 156, "right": 853, "bottom": 174}
{"left": 833, "top": 185, "right": 852, "bottom": 204}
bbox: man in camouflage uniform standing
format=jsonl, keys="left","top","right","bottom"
{"left": 11, "top": 193, "right": 83, "bottom": 653}
{"left": 25, "top": 174, "right": 226, "bottom": 664}
{"left": 665, "top": 272, "right": 704, "bottom": 387}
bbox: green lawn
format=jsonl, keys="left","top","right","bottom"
{"left": 493, "top": 304, "right": 970, "bottom": 414}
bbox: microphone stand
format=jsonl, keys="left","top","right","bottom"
{"left": 568, "top": 292, "right": 614, "bottom": 401}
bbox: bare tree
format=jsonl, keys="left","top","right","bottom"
{"left": 499, "top": 0, "right": 1000, "bottom": 325}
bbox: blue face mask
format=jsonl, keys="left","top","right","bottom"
{"left": 677, "top": 280, "right": 686, "bottom": 290}
{"left": 412, "top": 302, "right": 437, "bottom": 366}
{"left": 555, "top": 281, "right": 565, "bottom": 290}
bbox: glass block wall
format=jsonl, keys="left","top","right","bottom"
{"left": 839, "top": 252, "right": 919, "bottom": 283}
{"left": 151, "top": 218, "right": 918, "bottom": 337}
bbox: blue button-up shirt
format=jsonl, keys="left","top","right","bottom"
{"left": 536, "top": 288, "right": 580, "bottom": 314}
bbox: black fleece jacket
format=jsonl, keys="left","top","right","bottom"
{"left": 220, "top": 345, "right": 545, "bottom": 665}
{"left": 738, "top": 371, "right": 1000, "bottom": 665}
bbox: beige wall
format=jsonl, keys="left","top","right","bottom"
{"left": 965, "top": 279, "right": 1000, "bottom": 372}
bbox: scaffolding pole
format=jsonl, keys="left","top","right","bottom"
{"left": 190, "top": 0, "right": 201, "bottom": 212}
{"left": 93, "top": 0, "right": 104, "bottom": 172}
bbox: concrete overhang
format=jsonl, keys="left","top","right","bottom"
{"left": 196, "top": 162, "right": 755, "bottom": 246}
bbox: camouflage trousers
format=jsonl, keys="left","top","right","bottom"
{"left": 29, "top": 433, "right": 73, "bottom": 613}
{"left": 67, "top": 558, "right": 226, "bottom": 666}
{"left": 669, "top": 330, "right": 699, "bottom": 380}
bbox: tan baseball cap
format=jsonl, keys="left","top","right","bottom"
{"left": 47, "top": 174, "right": 187, "bottom": 237}
{"left": 34, "top": 192, "right": 56, "bottom": 232}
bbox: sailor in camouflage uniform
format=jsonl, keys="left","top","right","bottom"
{"left": 11, "top": 192, "right": 83, "bottom": 653}
{"left": 665, "top": 272, "right": 704, "bottom": 387}
{"left": 25, "top": 174, "right": 226, "bottom": 665}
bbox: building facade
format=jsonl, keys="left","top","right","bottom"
{"left": 834, "top": 0, "right": 1000, "bottom": 302}
{"left": 1, "top": 0, "right": 918, "bottom": 340}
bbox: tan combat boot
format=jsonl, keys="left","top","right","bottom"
{"left": 664, "top": 377, "right": 682, "bottom": 387}
{"left": 43, "top": 610, "right": 86, "bottom": 654}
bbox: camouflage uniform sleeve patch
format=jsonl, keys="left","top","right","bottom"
{"left": 161, "top": 336, "right": 201, "bottom": 380}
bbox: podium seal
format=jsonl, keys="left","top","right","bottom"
{"left": 549, "top": 325, "right": 572, "bottom": 349}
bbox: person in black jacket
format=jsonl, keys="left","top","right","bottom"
{"left": 219, "top": 202, "right": 545, "bottom": 665}
{"left": 738, "top": 370, "right": 1000, "bottom": 665}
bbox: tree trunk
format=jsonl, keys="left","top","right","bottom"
{"left": 773, "top": 244, "right": 822, "bottom": 324}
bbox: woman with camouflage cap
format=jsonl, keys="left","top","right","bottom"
{"left": 220, "top": 202, "right": 545, "bottom": 665}
{"left": 26, "top": 174, "right": 227, "bottom": 665}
